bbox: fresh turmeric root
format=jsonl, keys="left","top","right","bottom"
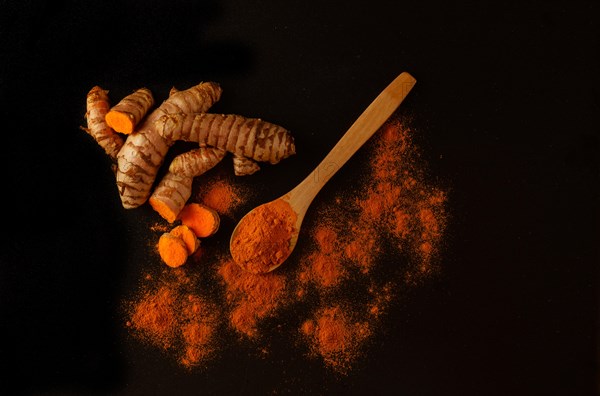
{"left": 149, "top": 147, "right": 226, "bottom": 222}
{"left": 116, "top": 82, "right": 222, "bottom": 209}
{"left": 157, "top": 232, "right": 189, "bottom": 268}
{"left": 233, "top": 154, "right": 260, "bottom": 176}
{"left": 154, "top": 113, "right": 296, "bottom": 165}
{"left": 105, "top": 87, "right": 154, "bottom": 134}
{"left": 83, "top": 81, "right": 295, "bottom": 216}
{"left": 81, "top": 86, "right": 124, "bottom": 163}
{"left": 148, "top": 110, "right": 295, "bottom": 219}
{"left": 179, "top": 203, "right": 220, "bottom": 238}
{"left": 170, "top": 224, "right": 200, "bottom": 254}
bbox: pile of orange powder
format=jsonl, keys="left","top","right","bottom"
{"left": 124, "top": 117, "right": 448, "bottom": 373}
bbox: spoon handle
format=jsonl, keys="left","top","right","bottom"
{"left": 287, "top": 72, "right": 416, "bottom": 214}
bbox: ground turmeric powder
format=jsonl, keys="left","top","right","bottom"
{"left": 197, "top": 177, "right": 248, "bottom": 217}
{"left": 230, "top": 199, "right": 297, "bottom": 274}
{"left": 125, "top": 269, "right": 219, "bottom": 368}
{"left": 124, "top": 116, "right": 449, "bottom": 375}
{"left": 301, "top": 305, "right": 371, "bottom": 374}
{"left": 217, "top": 258, "right": 287, "bottom": 338}
{"left": 298, "top": 224, "right": 346, "bottom": 288}
{"left": 105, "top": 87, "right": 154, "bottom": 134}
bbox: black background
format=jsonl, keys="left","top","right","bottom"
{"left": 0, "top": 0, "right": 598, "bottom": 395}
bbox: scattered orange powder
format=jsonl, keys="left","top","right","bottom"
{"left": 353, "top": 118, "right": 447, "bottom": 275}
{"left": 125, "top": 116, "right": 449, "bottom": 375}
{"left": 298, "top": 224, "right": 346, "bottom": 289}
{"left": 129, "top": 286, "right": 177, "bottom": 349}
{"left": 343, "top": 223, "right": 380, "bottom": 273}
{"left": 150, "top": 222, "right": 170, "bottom": 233}
{"left": 197, "top": 177, "right": 251, "bottom": 217}
{"left": 296, "top": 118, "right": 448, "bottom": 373}
{"left": 201, "top": 180, "right": 237, "bottom": 215}
{"left": 301, "top": 305, "right": 371, "bottom": 373}
{"left": 217, "top": 258, "right": 287, "bottom": 338}
{"left": 314, "top": 225, "right": 338, "bottom": 254}
{"left": 392, "top": 208, "right": 411, "bottom": 239}
{"left": 126, "top": 269, "right": 219, "bottom": 368}
{"left": 366, "top": 282, "right": 395, "bottom": 319}
{"left": 179, "top": 293, "right": 218, "bottom": 367}
{"left": 308, "top": 252, "right": 345, "bottom": 287}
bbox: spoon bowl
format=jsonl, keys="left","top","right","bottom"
{"left": 229, "top": 194, "right": 303, "bottom": 273}
{"left": 230, "top": 72, "right": 416, "bottom": 273}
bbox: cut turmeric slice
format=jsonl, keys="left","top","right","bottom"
{"left": 170, "top": 224, "right": 200, "bottom": 254}
{"left": 105, "top": 87, "right": 154, "bottom": 134}
{"left": 149, "top": 147, "right": 226, "bottom": 223}
{"left": 157, "top": 232, "right": 189, "bottom": 268}
{"left": 178, "top": 203, "right": 220, "bottom": 238}
{"left": 149, "top": 173, "right": 193, "bottom": 223}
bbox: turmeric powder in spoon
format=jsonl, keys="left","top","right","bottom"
{"left": 229, "top": 199, "right": 297, "bottom": 274}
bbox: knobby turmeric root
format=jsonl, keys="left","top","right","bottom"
{"left": 116, "top": 82, "right": 222, "bottom": 209}
{"left": 233, "top": 154, "right": 260, "bottom": 176}
{"left": 147, "top": 110, "right": 295, "bottom": 219}
{"left": 83, "top": 81, "right": 296, "bottom": 218}
{"left": 154, "top": 113, "right": 296, "bottom": 165}
{"left": 179, "top": 203, "right": 220, "bottom": 238}
{"left": 81, "top": 86, "right": 124, "bottom": 163}
{"left": 105, "top": 87, "right": 154, "bottom": 134}
{"left": 149, "top": 147, "right": 226, "bottom": 223}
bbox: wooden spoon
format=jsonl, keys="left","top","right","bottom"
{"left": 230, "top": 72, "right": 416, "bottom": 273}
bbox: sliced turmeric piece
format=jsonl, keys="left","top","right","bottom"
{"left": 149, "top": 147, "right": 226, "bottom": 222}
{"left": 178, "top": 203, "right": 220, "bottom": 238}
{"left": 105, "top": 87, "right": 154, "bottom": 134}
{"left": 149, "top": 173, "right": 193, "bottom": 223}
{"left": 170, "top": 224, "right": 200, "bottom": 254}
{"left": 158, "top": 232, "right": 189, "bottom": 268}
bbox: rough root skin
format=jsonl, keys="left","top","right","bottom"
{"left": 169, "top": 147, "right": 226, "bottom": 176}
{"left": 149, "top": 147, "right": 226, "bottom": 222}
{"left": 155, "top": 113, "right": 296, "bottom": 164}
{"left": 82, "top": 86, "right": 124, "bottom": 162}
{"left": 115, "top": 82, "right": 222, "bottom": 209}
{"left": 149, "top": 173, "right": 193, "bottom": 223}
{"left": 233, "top": 154, "right": 260, "bottom": 176}
{"left": 105, "top": 87, "right": 154, "bottom": 134}
{"left": 84, "top": 81, "right": 296, "bottom": 215}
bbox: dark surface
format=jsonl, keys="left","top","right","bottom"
{"left": 0, "top": 0, "right": 598, "bottom": 395}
